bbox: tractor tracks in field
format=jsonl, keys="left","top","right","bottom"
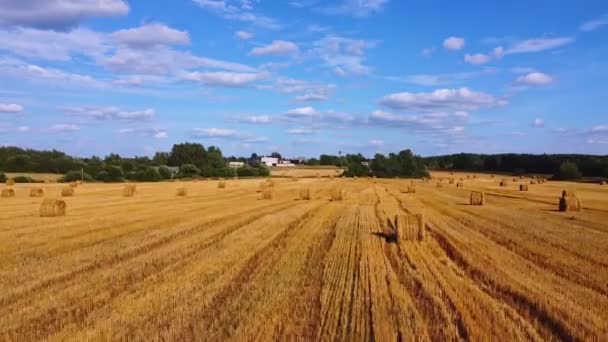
{"left": 390, "top": 189, "right": 580, "bottom": 341}
{"left": 0, "top": 199, "right": 301, "bottom": 310}
{"left": 173, "top": 201, "right": 334, "bottom": 340}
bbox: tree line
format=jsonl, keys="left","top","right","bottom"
{"left": 0, "top": 144, "right": 269, "bottom": 183}
{"left": 423, "top": 153, "right": 608, "bottom": 179}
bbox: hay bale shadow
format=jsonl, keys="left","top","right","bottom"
{"left": 371, "top": 232, "right": 397, "bottom": 243}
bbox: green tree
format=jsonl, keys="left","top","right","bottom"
{"left": 555, "top": 161, "right": 582, "bottom": 180}
{"left": 136, "top": 166, "right": 161, "bottom": 182}
{"left": 168, "top": 143, "right": 207, "bottom": 169}
{"left": 178, "top": 164, "right": 200, "bottom": 178}
{"left": 0, "top": 172, "right": 6, "bottom": 183}
{"left": 158, "top": 165, "right": 173, "bottom": 179}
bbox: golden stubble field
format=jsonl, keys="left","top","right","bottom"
{"left": 1, "top": 172, "right": 607, "bottom": 341}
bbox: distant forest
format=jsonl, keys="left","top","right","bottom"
{"left": 422, "top": 153, "right": 608, "bottom": 179}
{"left": 0, "top": 145, "right": 606, "bottom": 181}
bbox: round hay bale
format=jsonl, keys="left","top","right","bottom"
{"left": 470, "top": 191, "right": 484, "bottom": 205}
{"left": 436, "top": 183, "right": 443, "bottom": 188}
{"left": 394, "top": 213, "right": 425, "bottom": 242}
{"left": 530, "top": 180, "right": 538, "bottom": 184}
{"left": 69, "top": 182, "right": 78, "bottom": 188}
{"left": 559, "top": 195, "right": 582, "bottom": 212}
{"left": 262, "top": 189, "right": 273, "bottom": 200}
{"left": 400, "top": 185, "right": 416, "bottom": 194}
{"left": 330, "top": 188, "right": 344, "bottom": 201}
{"left": 519, "top": 184, "right": 529, "bottom": 191}
{"left": 6, "top": 178, "right": 15, "bottom": 186}
{"left": 1, "top": 188, "right": 16, "bottom": 197}
{"left": 456, "top": 182, "right": 464, "bottom": 188}
{"left": 176, "top": 187, "right": 187, "bottom": 196}
{"left": 61, "top": 187, "right": 74, "bottom": 197}
{"left": 218, "top": 181, "right": 226, "bottom": 189}
{"left": 448, "top": 179, "right": 455, "bottom": 184}
{"left": 299, "top": 187, "right": 311, "bottom": 200}
{"left": 40, "top": 198, "right": 66, "bottom": 217}
{"left": 499, "top": 180, "right": 508, "bottom": 187}
{"left": 123, "top": 184, "right": 136, "bottom": 197}
{"left": 29, "top": 188, "right": 44, "bottom": 197}
{"left": 600, "top": 181, "right": 606, "bottom": 185}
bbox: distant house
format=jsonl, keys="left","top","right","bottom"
{"left": 228, "top": 161, "right": 245, "bottom": 168}
{"left": 276, "top": 160, "right": 295, "bottom": 167}
{"left": 361, "top": 161, "right": 370, "bottom": 167}
{"left": 261, "top": 157, "right": 279, "bottom": 167}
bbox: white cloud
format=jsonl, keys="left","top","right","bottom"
{"left": 443, "top": 36, "right": 465, "bottom": 50}
{"left": 250, "top": 40, "right": 299, "bottom": 56}
{"left": 378, "top": 88, "right": 505, "bottom": 112}
{"left": 464, "top": 47, "right": 503, "bottom": 65}
{"left": 505, "top": 37, "right": 574, "bottom": 54}
{"left": 0, "top": 0, "right": 129, "bottom": 29}
{"left": 0, "top": 27, "right": 106, "bottom": 61}
{"left": 285, "top": 106, "right": 319, "bottom": 118}
{"left": 313, "top": 35, "right": 375, "bottom": 76}
{"left": 192, "top": 127, "right": 239, "bottom": 138}
{"left": 580, "top": 15, "right": 608, "bottom": 31}
{"left": 0, "top": 103, "right": 24, "bottom": 113}
{"left": 368, "top": 139, "right": 384, "bottom": 146}
{"left": 464, "top": 53, "right": 491, "bottom": 65}
{"left": 111, "top": 23, "right": 190, "bottom": 47}
{"left": 322, "top": 0, "right": 389, "bottom": 17}
{"left": 16, "top": 126, "right": 30, "bottom": 132}
{"left": 153, "top": 131, "right": 168, "bottom": 139}
{"left": 369, "top": 110, "right": 469, "bottom": 138}
{"left": 590, "top": 125, "right": 608, "bottom": 133}
{"left": 515, "top": 72, "right": 554, "bottom": 85}
{"left": 48, "top": 124, "right": 80, "bottom": 132}
{"left": 64, "top": 106, "right": 155, "bottom": 120}
{"left": 117, "top": 127, "right": 168, "bottom": 139}
{"left": 295, "top": 93, "right": 329, "bottom": 102}
{"left": 235, "top": 30, "right": 254, "bottom": 40}
{"left": 286, "top": 128, "right": 317, "bottom": 135}
{"left": 182, "top": 71, "right": 268, "bottom": 87}
{"left": 0, "top": 59, "right": 104, "bottom": 87}
{"left": 534, "top": 118, "right": 545, "bottom": 127}
{"left": 388, "top": 69, "right": 498, "bottom": 86}
{"left": 240, "top": 115, "right": 273, "bottom": 124}
{"left": 192, "top": 0, "right": 279, "bottom": 29}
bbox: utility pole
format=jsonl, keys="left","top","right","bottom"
{"left": 81, "top": 167, "right": 84, "bottom": 183}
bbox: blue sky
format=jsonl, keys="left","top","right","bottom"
{"left": 0, "top": 0, "right": 607, "bottom": 158}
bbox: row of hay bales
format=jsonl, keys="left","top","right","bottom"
{"left": 1, "top": 186, "right": 76, "bottom": 198}
{"left": 467, "top": 189, "right": 582, "bottom": 212}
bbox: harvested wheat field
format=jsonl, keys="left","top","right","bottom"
{"left": 1, "top": 173, "right": 608, "bottom": 341}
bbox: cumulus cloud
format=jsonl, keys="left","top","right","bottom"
{"left": 369, "top": 110, "right": 469, "bottom": 138}
{"left": 0, "top": 0, "right": 129, "bottom": 29}
{"left": 0, "top": 103, "right": 24, "bottom": 113}
{"left": 181, "top": 71, "right": 269, "bottom": 87}
{"left": 534, "top": 118, "right": 544, "bottom": 127}
{"left": 0, "top": 59, "right": 105, "bottom": 88}
{"left": 64, "top": 106, "right": 155, "bottom": 120}
{"left": 443, "top": 36, "right": 465, "bottom": 50}
{"left": 515, "top": 72, "right": 554, "bottom": 85}
{"left": 464, "top": 47, "right": 504, "bottom": 65}
{"left": 378, "top": 88, "right": 505, "bottom": 112}
{"left": 111, "top": 23, "right": 190, "bottom": 47}
{"left": 368, "top": 139, "right": 384, "bottom": 146}
{"left": 267, "top": 78, "right": 335, "bottom": 101}
{"left": 295, "top": 93, "right": 329, "bottom": 102}
{"left": 313, "top": 35, "right": 375, "bottom": 76}
{"left": 285, "top": 106, "right": 319, "bottom": 118}
{"left": 235, "top": 30, "right": 254, "bottom": 40}
{"left": 250, "top": 40, "right": 299, "bottom": 56}
{"left": 580, "top": 15, "right": 608, "bottom": 32}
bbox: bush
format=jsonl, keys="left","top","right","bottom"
{"left": 158, "top": 165, "right": 173, "bottom": 180}
{"left": 0, "top": 172, "right": 6, "bottom": 183}
{"left": 178, "top": 164, "right": 200, "bottom": 178}
{"left": 104, "top": 165, "right": 125, "bottom": 182}
{"left": 63, "top": 170, "right": 94, "bottom": 182}
{"left": 125, "top": 171, "right": 137, "bottom": 180}
{"left": 95, "top": 171, "right": 109, "bottom": 182}
{"left": 136, "top": 166, "right": 161, "bottom": 182}
{"left": 13, "top": 176, "right": 33, "bottom": 183}
{"left": 236, "top": 166, "right": 259, "bottom": 177}
{"left": 554, "top": 161, "right": 582, "bottom": 180}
